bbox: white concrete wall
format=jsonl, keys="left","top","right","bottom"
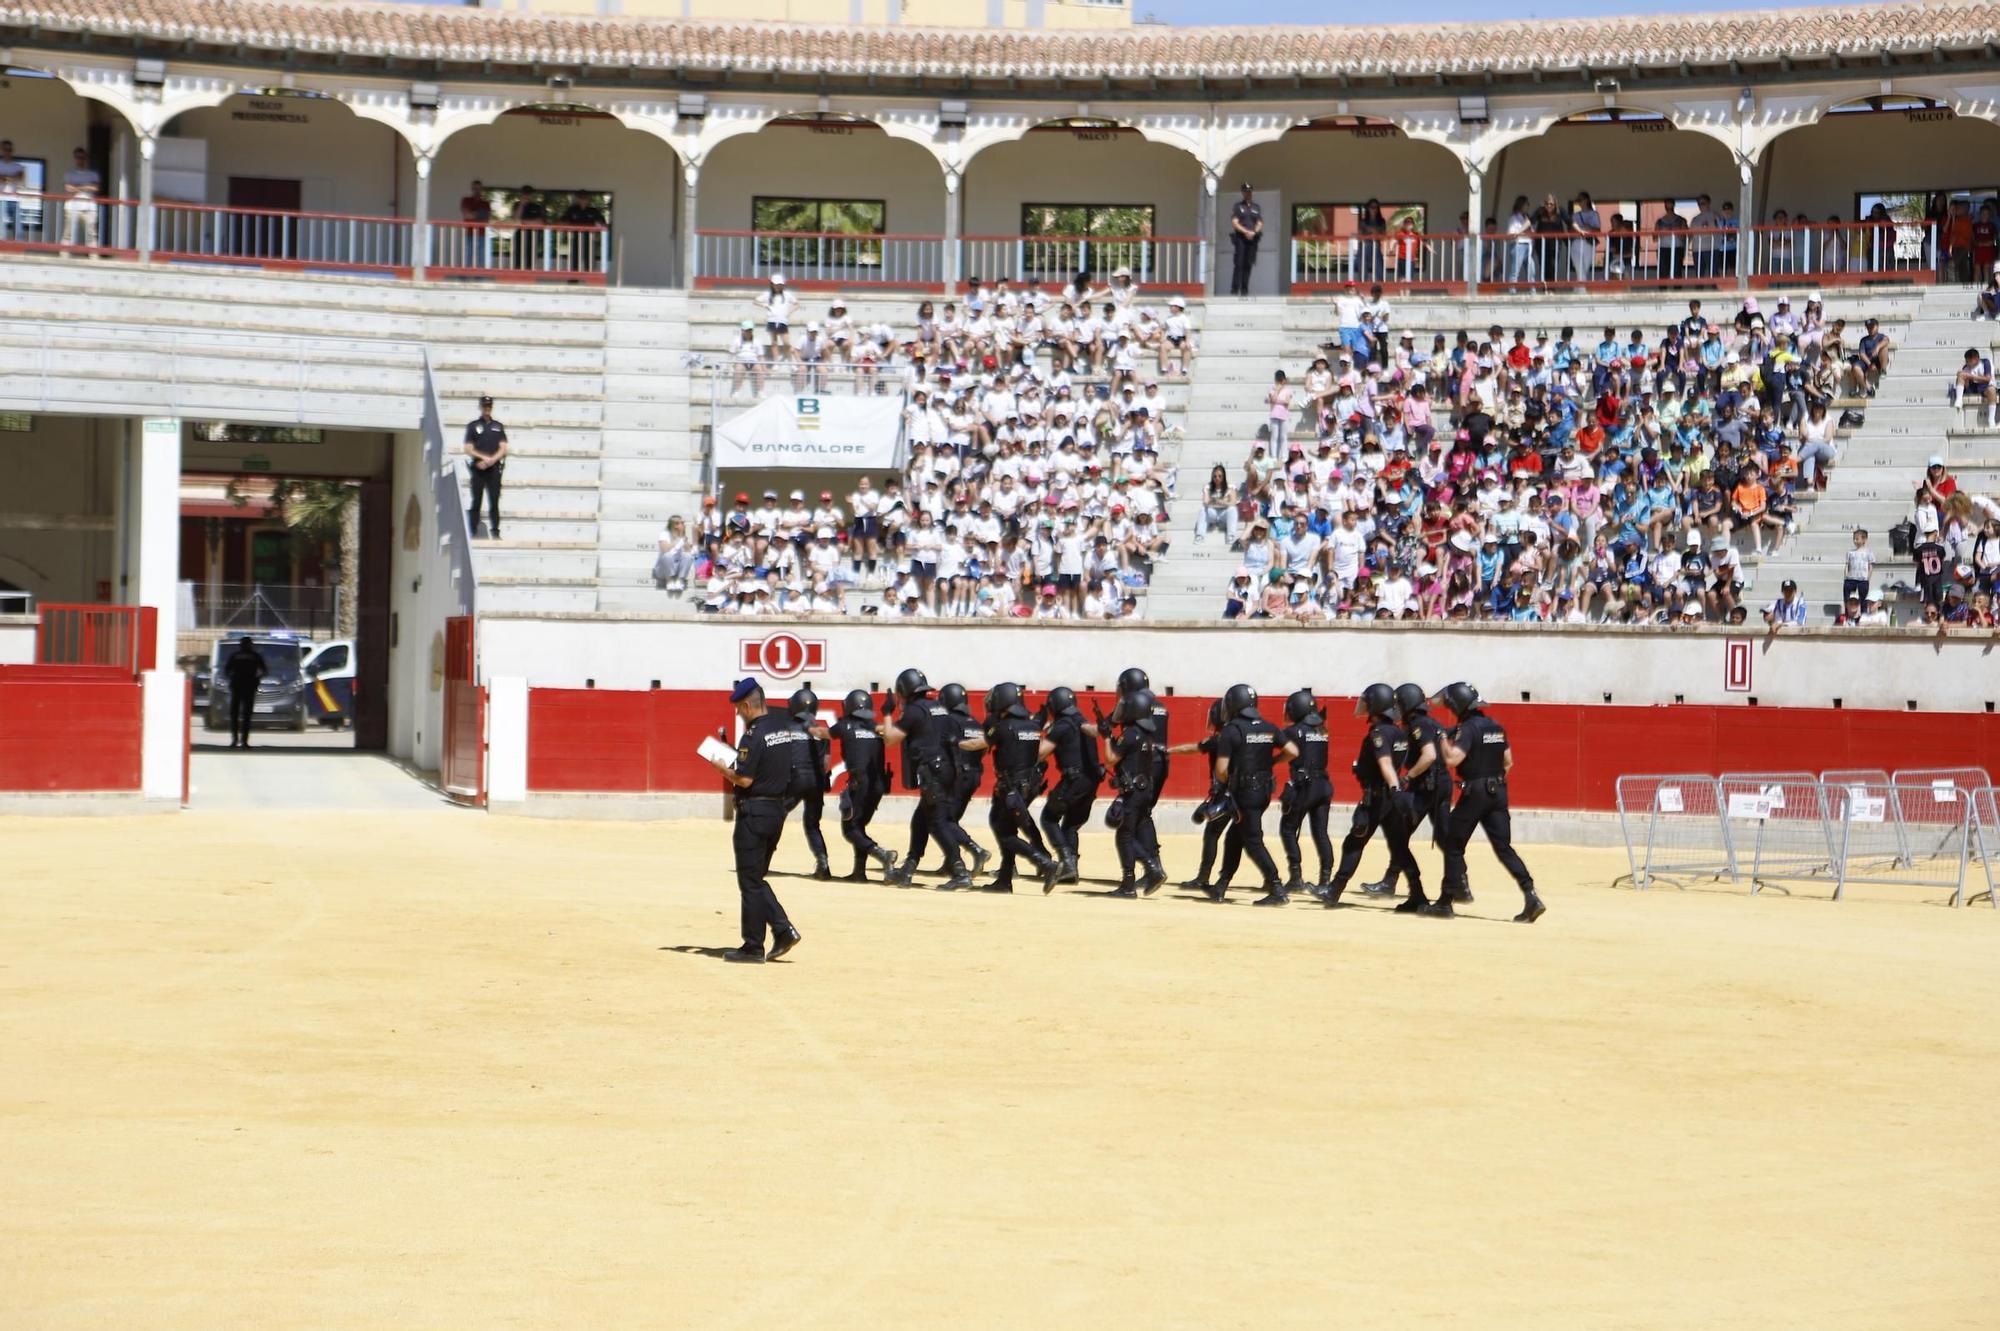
{"left": 1490, "top": 122, "right": 1736, "bottom": 220}
{"left": 164, "top": 94, "right": 405, "bottom": 214}
{"left": 387, "top": 427, "right": 447, "bottom": 773}
{"left": 0, "top": 617, "right": 35, "bottom": 663}
{"left": 700, "top": 123, "right": 946, "bottom": 234}
{"left": 0, "top": 415, "right": 120, "bottom": 605}
{"left": 1223, "top": 131, "right": 1471, "bottom": 234}
{"left": 1760, "top": 110, "right": 2000, "bottom": 221}
{"left": 425, "top": 113, "right": 681, "bottom": 287}
{"left": 476, "top": 614, "right": 2000, "bottom": 714}
{"left": 963, "top": 131, "right": 1202, "bottom": 236}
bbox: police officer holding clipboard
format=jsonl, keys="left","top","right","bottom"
{"left": 706, "top": 678, "right": 808, "bottom": 963}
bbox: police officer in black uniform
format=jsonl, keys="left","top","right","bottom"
{"left": 1100, "top": 687, "right": 1169, "bottom": 897}
{"left": 1116, "top": 666, "right": 1172, "bottom": 809}
{"left": 463, "top": 394, "right": 508, "bottom": 539}
{"left": 1037, "top": 686, "right": 1101, "bottom": 886}
{"left": 830, "top": 688, "right": 900, "bottom": 882}
{"left": 1172, "top": 699, "right": 1231, "bottom": 892}
{"left": 787, "top": 687, "right": 833, "bottom": 880}
{"left": 1360, "top": 682, "right": 1455, "bottom": 901}
{"left": 221, "top": 635, "right": 268, "bottom": 748}
{"left": 1431, "top": 681, "right": 1546, "bottom": 923}
{"left": 881, "top": 668, "right": 980, "bottom": 891}
{"left": 1228, "top": 183, "right": 1264, "bottom": 298}
{"left": 706, "top": 678, "right": 807, "bottom": 963}
{"left": 938, "top": 682, "right": 993, "bottom": 878}
{"left": 1276, "top": 689, "right": 1335, "bottom": 897}
{"left": 980, "top": 682, "right": 1061, "bottom": 893}
{"left": 1208, "top": 683, "right": 1284, "bottom": 904}
{"left": 1314, "top": 682, "right": 1427, "bottom": 912}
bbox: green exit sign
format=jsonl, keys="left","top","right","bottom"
{"left": 240, "top": 455, "right": 272, "bottom": 472}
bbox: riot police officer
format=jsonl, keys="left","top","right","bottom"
{"left": 787, "top": 687, "right": 833, "bottom": 880}
{"left": 982, "top": 682, "right": 1061, "bottom": 893}
{"left": 1431, "top": 681, "right": 1546, "bottom": 923}
{"left": 881, "top": 667, "right": 980, "bottom": 891}
{"left": 705, "top": 678, "right": 807, "bottom": 963}
{"left": 1208, "top": 683, "right": 1284, "bottom": 904}
{"left": 1117, "top": 666, "right": 1172, "bottom": 808}
{"left": 831, "top": 688, "right": 900, "bottom": 882}
{"left": 1038, "top": 686, "right": 1102, "bottom": 886}
{"left": 938, "top": 682, "right": 994, "bottom": 879}
{"left": 1276, "top": 689, "right": 1335, "bottom": 896}
{"left": 1314, "top": 682, "right": 1426, "bottom": 911}
{"left": 1100, "top": 687, "right": 1169, "bottom": 897}
{"left": 1359, "top": 683, "right": 1454, "bottom": 901}
{"left": 1171, "top": 699, "right": 1231, "bottom": 893}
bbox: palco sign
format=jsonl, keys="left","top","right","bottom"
{"left": 711, "top": 394, "right": 904, "bottom": 470}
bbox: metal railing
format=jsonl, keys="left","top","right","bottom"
{"left": 1290, "top": 231, "right": 1470, "bottom": 289}
{"left": 700, "top": 362, "right": 916, "bottom": 400}
{"left": 428, "top": 219, "right": 610, "bottom": 282}
{"left": 695, "top": 230, "right": 945, "bottom": 288}
{"left": 186, "top": 583, "right": 341, "bottom": 636}
{"left": 153, "top": 201, "right": 413, "bottom": 275}
{"left": 1480, "top": 226, "right": 1740, "bottom": 288}
{"left": 1747, "top": 219, "right": 1939, "bottom": 282}
{"left": 962, "top": 234, "right": 1203, "bottom": 291}
{"left": 0, "top": 188, "right": 139, "bottom": 258}
{"left": 35, "top": 603, "right": 153, "bottom": 672}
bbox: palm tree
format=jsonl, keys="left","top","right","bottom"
{"left": 276, "top": 479, "right": 359, "bottom": 639}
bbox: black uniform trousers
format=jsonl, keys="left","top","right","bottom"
{"left": 1330, "top": 787, "right": 1425, "bottom": 900}
{"left": 1111, "top": 780, "right": 1162, "bottom": 877}
{"left": 733, "top": 798, "right": 795, "bottom": 948}
{"left": 1442, "top": 777, "right": 1535, "bottom": 895}
{"left": 1041, "top": 772, "right": 1094, "bottom": 863}
{"left": 1375, "top": 778, "right": 1451, "bottom": 890}
{"left": 988, "top": 775, "right": 1051, "bottom": 880}
{"left": 794, "top": 786, "right": 829, "bottom": 864}
{"left": 905, "top": 767, "right": 975, "bottom": 871}
{"left": 1216, "top": 775, "right": 1279, "bottom": 888}
{"left": 229, "top": 689, "right": 257, "bottom": 745}
{"left": 840, "top": 778, "right": 885, "bottom": 866}
{"left": 467, "top": 462, "right": 502, "bottom": 534}
{"left": 1278, "top": 775, "right": 1335, "bottom": 882}
{"left": 1230, "top": 234, "right": 1260, "bottom": 296}
{"left": 1193, "top": 816, "right": 1228, "bottom": 882}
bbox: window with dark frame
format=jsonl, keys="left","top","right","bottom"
{"left": 751, "top": 197, "right": 886, "bottom": 270}
{"left": 1019, "top": 203, "right": 1157, "bottom": 282}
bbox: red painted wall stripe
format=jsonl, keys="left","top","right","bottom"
{"left": 0, "top": 669, "right": 145, "bottom": 792}
{"left": 525, "top": 688, "right": 2000, "bottom": 810}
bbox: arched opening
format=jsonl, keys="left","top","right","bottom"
{"left": 1221, "top": 117, "right": 1469, "bottom": 294}
{"left": 430, "top": 105, "right": 679, "bottom": 285}
{"left": 158, "top": 88, "right": 414, "bottom": 274}
{"left": 1485, "top": 108, "right": 1740, "bottom": 288}
{"left": 1756, "top": 95, "right": 2000, "bottom": 284}
{"left": 696, "top": 113, "right": 946, "bottom": 290}
{"left": 0, "top": 64, "right": 140, "bottom": 258}
{"left": 962, "top": 118, "right": 1204, "bottom": 292}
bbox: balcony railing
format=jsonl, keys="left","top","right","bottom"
{"left": 962, "top": 234, "right": 1203, "bottom": 292}
{"left": 428, "top": 219, "right": 610, "bottom": 283}
{"left": 694, "top": 230, "right": 946, "bottom": 289}
{"left": 1475, "top": 226, "right": 1742, "bottom": 289}
{"left": 1747, "top": 219, "right": 1939, "bottom": 285}
{"left": 1290, "top": 231, "right": 1470, "bottom": 291}
{"left": 0, "top": 188, "right": 140, "bottom": 259}
{"left": 154, "top": 201, "right": 413, "bottom": 275}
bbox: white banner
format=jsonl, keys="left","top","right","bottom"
{"left": 711, "top": 394, "right": 904, "bottom": 470}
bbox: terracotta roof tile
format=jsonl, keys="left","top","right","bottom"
{"left": 3, "top": 0, "right": 1997, "bottom": 79}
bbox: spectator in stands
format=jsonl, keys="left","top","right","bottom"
{"left": 513, "top": 187, "right": 548, "bottom": 268}
{"left": 755, "top": 274, "right": 797, "bottom": 369}
{"left": 459, "top": 180, "right": 492, "bottom": 267}
{"left": 1952, "top": 348, "right": 1997, "bottom": 428}
{"left": 60, "top": 147, "right": 100, "bottom": 254}
{"left": 654, "top": 515, "right": 695, "bottom": 591}
{"left": 0, "top": 140, "right": 24, "bottom": 241}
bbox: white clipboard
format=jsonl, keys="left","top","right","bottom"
{"left": 697, "top": 735, "right": 736, "bottom": 766}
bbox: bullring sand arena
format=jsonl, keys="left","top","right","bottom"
{"left": 5, "top": 807, "right": 1998, "bottom": 1329}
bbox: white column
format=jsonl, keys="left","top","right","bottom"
{"left": 682, "top": 159, "right": 700, "bottom": 290}
{"left": 487, "top": 675, "right": 529, "bottom": 803}
{"left": 137, "top": 417, "right": 182, "bottom": 799}
{"left": 943, "top": 166, "right": 961, "bottom": 291}
{"left": 1465, "top": 161, "right": 1485, "bottom": 294}
{"left": 412, "top": 152, "right": 432, "bottom": 281}
{"left": 136, "top": 132, "right": 156, "bottom": 261}
{"left": 1736, "top": 158, "right": 1754, "bottom": 292}
{"left": 1197, "top": 167, "right": 1219, "bottom": 294}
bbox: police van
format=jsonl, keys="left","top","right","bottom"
{"left": 202, "top": 633, "right": 355, "bottom": 732}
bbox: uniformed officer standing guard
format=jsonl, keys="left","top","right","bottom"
{"left": 979, "top": 682, "right": 1061, "bottom": 893}
{"left": 1208, "top": 683, "right": 1285, "bottom": 904}
{"left": 463, "top": 393, "right": 508, "bottom": 539}
{"left": 1430, "top": 682, "right": 1547, "bottom": 923}
{"left": 1276, "top": 689, "right": 1335, "bottom": 897}
{"left": 1361, "top": 683, "right": 1456, "bottom": 901}
{"left": 1314, "top": 682, "right": 1427, "bottom": 912}
{"left": 787, "top": 688, "right": 833, "bottom": 880}
{"left": 831, "top": 689, "right": 900, "bottom": 882}
{"left": 706, "top": 678, "right": 807, "bottom": 963}
{"left": 1228, "top": 184, "right": 1264, "bottom": 297}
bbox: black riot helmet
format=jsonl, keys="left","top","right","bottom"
{"left": 1393, "top": 683, "right": 1428, "bottom": 719}
{"left": 939, "top": 682, "right": 970, "bottom": 716}
{"left": 987, "top": 681, "right": 1030, "bottom": 720}
{"left": 893, "top": 667, "right": 931, "bottom": 701}
{"left": 1222, "top": 683, "right": 1258, "bottom": 721}
{"left": 1357, "top": 682, "right": 1400, "bottom": 723}
{"left": 1284, "top": 689, "right": 1320, "bottom": 724}
{"left": 1042, "top": 685, "right": 1078, "bottom": 720}
{"left": 1206, "top": 699, "right": 1227, "bottom": 729}
{"left": 1432, "top": 681, "right": 1482, "bottom": 718}
{"left": 842, "top": 688, "right": 876, "bottom": 720}
{"left": 1118, "top": 688, "right": 1160, "bottom": 731}
{"left": 787, "top": 688, "right": 818, "bottom": 720}
{"left": 1116, "top": 666, "right": 1150, "bottom": 696}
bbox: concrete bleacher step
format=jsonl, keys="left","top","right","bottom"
{"left": 470, "top": 545, "right": 600, "bottom": 579}
{"left": 474, "top": 582, "right": 601, "bottom": 613}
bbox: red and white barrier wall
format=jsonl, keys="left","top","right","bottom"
{"left": 477, "top": 616, "right": 2000, "bottom": 812}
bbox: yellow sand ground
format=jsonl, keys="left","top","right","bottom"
{"left": 2, "top": 811, "right": 1996, "bottom": 1329}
